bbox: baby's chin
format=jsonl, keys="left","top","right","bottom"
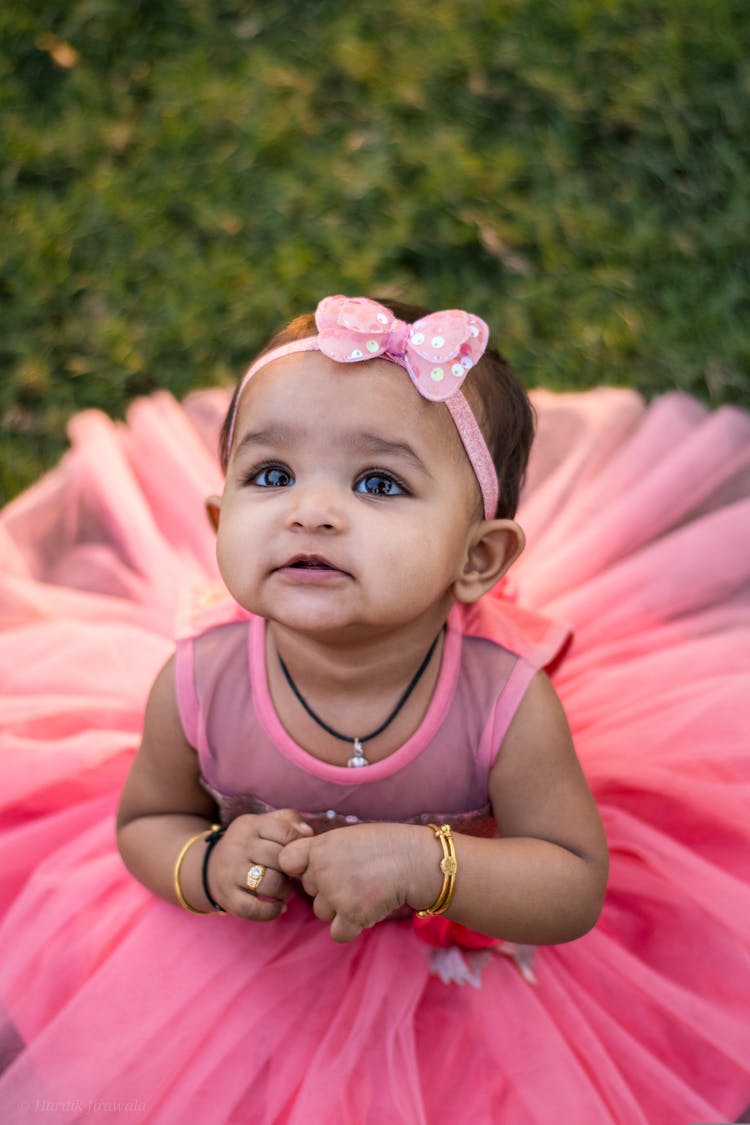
{"left": 253, "top": 591, "right": 362, "bottom": 637}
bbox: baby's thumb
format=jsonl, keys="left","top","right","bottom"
{"left": 278, "top": 837, "right": 312, "bottom": 878}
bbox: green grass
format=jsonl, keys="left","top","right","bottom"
{"left": 2, "top": 0, "right": 749, "bottom": 501}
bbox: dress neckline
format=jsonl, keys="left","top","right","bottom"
{"left": 249, "top": 610, "right": 463, "bottom": 784}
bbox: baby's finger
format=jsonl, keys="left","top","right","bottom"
{"left": 206, "top": 837, "right": 293, "bottom": 913}
{"left": 277, "top": 836, "right": 313, "bottom": 878}
{"left": 329, "top": 913, "right": 363, "bottom": 943}
{"left": 239, "top": 862, "right": 290, "bottom": 903}
{"left": 257, "top": 809, "right": 313, "bottom": 847}
{"left": 229, "top": 888, "right": 288, "bottom": 923}
{"left": 220, "top": 858, "right": 293, "bottom": 920}
{"left": 312, "top": 894, "right": 336, "bottom": 924}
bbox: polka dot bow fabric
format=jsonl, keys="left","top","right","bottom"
{"left": 315, "top": 295, "right": 489, "bottom": 402}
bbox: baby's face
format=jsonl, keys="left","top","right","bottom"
{"left": 215, "top": 351, "right": 483, "bottom": 642}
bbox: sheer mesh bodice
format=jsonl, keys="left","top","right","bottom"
{"left": 175, "top": 600, "right": 557, "bottom": 831}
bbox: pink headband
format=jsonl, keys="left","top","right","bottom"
{"left": 226, "top": 295, "right": 499, "bottom": 518}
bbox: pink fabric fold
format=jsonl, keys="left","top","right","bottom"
{"left": 0, "top": 386, "right": 749, "bottom": 1123}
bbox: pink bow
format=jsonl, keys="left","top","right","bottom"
{"left": 315, "top": 296, "right": 489, "bottom": 403}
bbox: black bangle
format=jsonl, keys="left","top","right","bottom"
{"left": 201, "top": 824, "right": 227, "bottom": 913}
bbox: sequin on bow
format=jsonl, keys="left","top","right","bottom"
{"left": 315, "top": 295, "right": 489, "bottom": 403}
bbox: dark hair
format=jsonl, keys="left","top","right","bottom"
{"left": 219, "top": 299, "right": 534, "bottom": 519}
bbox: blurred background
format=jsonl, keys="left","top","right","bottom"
{"left": 2, "top": 0, "right": 749, "bottom": 502}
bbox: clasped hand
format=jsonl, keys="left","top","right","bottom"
{"left": 208, "top": 810, "right": 427, "bottom": 942}
{"left": 280, "top": 821, "right": 421, "bottom": 942}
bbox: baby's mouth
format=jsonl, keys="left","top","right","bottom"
{"left": 287, "top": 554, "right": 333, "bottom": 569}
{"left": 290, "top": 557, "right": 331, "bottom": 569}
{"left": 277, "top": 554, "right": 351, "bottom": 576}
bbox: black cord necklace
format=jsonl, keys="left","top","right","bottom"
{"left": 278, "top": 633, "right": 441, "bottom": 767}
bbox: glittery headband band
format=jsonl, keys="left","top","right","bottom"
{"left": 226, "top": 295, "right": 499, "bottom": 519}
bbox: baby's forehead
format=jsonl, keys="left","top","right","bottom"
{"left": 237, "top": 352, "right": 462, "bottom": 449}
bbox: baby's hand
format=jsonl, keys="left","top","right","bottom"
{"left": 207, "top": 809, "right": 313, "bottom": 921}
{"left": 279, "top": 823, "right": 425, "bottom": 942}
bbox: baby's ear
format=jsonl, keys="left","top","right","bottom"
{"left": 205, "top": 495, "right": 222, "bottom": 532}
{"left": 453, "top": 519, "right": 525, "bottom": 603}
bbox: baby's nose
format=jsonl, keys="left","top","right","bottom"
{"left": 285, "top": 482, "right": 348, "bottom": 533}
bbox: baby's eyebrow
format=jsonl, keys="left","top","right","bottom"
{"left": 233, "top": 426, "right": 296, "bottom": 456}
{"left": 346, "top": 432, "right": 428, "bottom": 474}
{"left": 233, "top": 427, "right": 428, "bottom": 474}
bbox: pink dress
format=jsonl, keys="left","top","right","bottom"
{"left": 175, "top": 595, "right": 566, "bottom": 831}
{"left": 0, "top": 387, "right": 749, "bottom": 1124}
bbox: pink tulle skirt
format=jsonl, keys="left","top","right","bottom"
{"left": 1, "top": 387, "right": 749, "bottom": 1124}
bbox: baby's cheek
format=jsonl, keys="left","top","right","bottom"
{"left": 215, "top": 525, "right": 256, "bottom": 597}
{"left": 214, "top": 531, "right": 238, "bottom": 587}
{"left": 387, "top": 530, "right": 453, "bottom": 590}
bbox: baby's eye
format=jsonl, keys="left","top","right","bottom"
{"left": 355, "top": 473, "right": 405, "bottom": 497}
{"left": 247, "top": 464, "right": 295, "bottom": 488}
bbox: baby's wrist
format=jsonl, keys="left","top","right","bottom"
{"left": 403, "top": 824, "right": 446, "bottom": 913}
{"left": 173, "top": 825, "right": 216, "bottom": 914}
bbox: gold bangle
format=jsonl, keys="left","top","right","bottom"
{"left": 173, "top": 829, "right": 212, "bottom": 914}
{"left": 416, "top": 823, "right": 457, "bottom": 917}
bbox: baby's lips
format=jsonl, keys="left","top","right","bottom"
{"left": 278, "top": 553, "right": 352, "bottom": 576}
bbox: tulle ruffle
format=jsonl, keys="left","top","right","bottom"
{"left": 1, "top": 386, "right": 749, "bottom": 1123}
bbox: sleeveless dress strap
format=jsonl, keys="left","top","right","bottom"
{"left": 174, "top": 639, "right": 201, "bottom": 750}
{"left": 465, "top": 589, "right": 571, "bottom": 670}
{"left": 174, "top": 581, "right": 250, "bottom": 752}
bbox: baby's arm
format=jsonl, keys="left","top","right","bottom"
{"left": 117, "top": 655, "right": 311, "bottom": 918}
{"left": 280, "top": 671, "right": 608, "bottom": 943}
{"left": 429, "top": 669, "right": 609, "bottom": 942}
